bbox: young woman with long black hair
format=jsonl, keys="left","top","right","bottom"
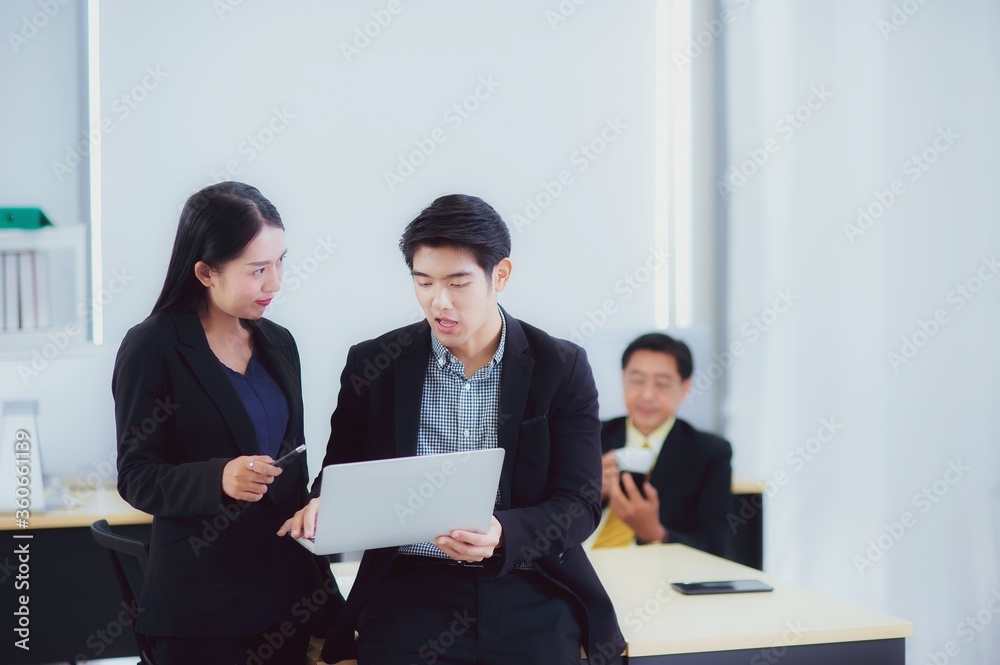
{"left": 113, "top": 181, "right": 341, "bottom": 664}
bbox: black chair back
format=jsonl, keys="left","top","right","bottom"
{"left": 90, "top": 519, "right": 155, "bottom": 664}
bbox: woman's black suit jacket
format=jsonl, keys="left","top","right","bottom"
{"left": 112, "top": 310, "right": 341, "bottom": 637}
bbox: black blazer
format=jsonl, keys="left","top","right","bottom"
{"left": 315, "top": 311, "right": 624, "bottom": 663}
{"left": 113, "top": 311, "right": 338, "bottom": 637}
{"left": 601, "top": 416, "right": 732, "bottom": 556}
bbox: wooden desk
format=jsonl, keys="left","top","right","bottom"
{"left": 589, "top": 544, "right": 911, "bottom": 663}
{"left": 726, "top": 476, "right": 765, "bottom": 569}
{"left": 1, "top": 486, "right": 152, "bottom": 665}
{"left": 313, "top": 545, "right": 910, "bottom": 665}
{"left": 11, "top": 485, "right": 153, "bottom": 529}
{"left": 731, "top": 476, "right": 766, "bottom": 495}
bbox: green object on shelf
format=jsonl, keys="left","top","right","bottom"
{"left": 1, "top": 207, "right": 53, "bottom": 229}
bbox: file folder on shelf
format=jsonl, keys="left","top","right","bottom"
{"left": 1, "top": 208, "right": 52, "bottom": 230}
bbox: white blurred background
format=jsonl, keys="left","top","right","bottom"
{"left": 1, "top": 1, "right": 998, "bottom": 663}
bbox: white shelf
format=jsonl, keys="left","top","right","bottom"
{"left": 0, "top": 225, "right": 90, "bottom": 356}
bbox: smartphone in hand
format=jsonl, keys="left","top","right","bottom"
{"left": 671, "top": 580, "right": 774, "bottom": 595}
{"left": 615, "top": 448, "right": 654, "bottom": 499}
{"left": 619, "top": 471, "right": 647, "bottom": 498}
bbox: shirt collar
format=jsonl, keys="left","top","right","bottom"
{"left": 430, "top": 307, "right": 507, "bottom": 375}
{"left": 625, "top": 415, "right": 676, "bottom": 459}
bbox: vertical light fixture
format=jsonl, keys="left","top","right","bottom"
{"left": 655, "top": 0, "right": 693, "bottom": 330}
{"left": 87, "top": 0, "right": 103, "bottom": 344}
{"left": 654, "top": 0, "right": 672, "bottom": 329}
{"left": 670, "top": 0, "right": 693, "bottom": 329}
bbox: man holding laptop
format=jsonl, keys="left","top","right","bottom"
{"left": 279, "top": 194, "right": 623, "bottom": 665}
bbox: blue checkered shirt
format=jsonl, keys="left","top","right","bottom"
{"left": 399, "top": 310, "right": 506, "bottom": 560}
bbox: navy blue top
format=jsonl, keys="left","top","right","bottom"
{"left": 222, "top": 348, "right": 289, "bottom": 459}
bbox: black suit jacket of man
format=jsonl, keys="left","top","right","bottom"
{"left": 314, "top": 311, "right": 624, "bottom": 663}
{"left": 601, "top": 416, "right": 732, "bottom": 556}
{"left": 113, "top": 311, "right": 340, "bottom": 637}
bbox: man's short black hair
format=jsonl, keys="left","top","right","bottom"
{"left": 621, "top": 333, "right": 694, "bottom": 380}
{"left": 399, "top": 194, "right": 512, "bottom": 278}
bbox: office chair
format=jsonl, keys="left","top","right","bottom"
{"left": 90, "top": 519, "right": 156, "bottom": 665}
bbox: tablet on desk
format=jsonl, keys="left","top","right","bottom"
{"left": 671, "top": 579, "right": 774, "bottom": 595}
{"left": 296, "top": 448, "right": 505, "bottom": 556}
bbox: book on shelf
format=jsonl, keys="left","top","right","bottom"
{"left": 0, "top": 251, "right": 55, "bottom": 331}
{"left": 17, "top": 252, "right": 37, "bottom": 330}
{"left": 3, "top": 253, "right": 18, "bottom": 331}
{"left": 34, "top": 252, "right": 52, "bottom": 328}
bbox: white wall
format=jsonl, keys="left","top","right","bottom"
{"left": 0, "top": 0, "right": 85, "bottom": 227}
{"left": 0, "top": 0, "right": 104, "bottom": 494}
{"left": 1, "top": 1, "right": 669, "bottom": 486}
{"left": 722, "top": 1, "right": 1000, "bottom": 664}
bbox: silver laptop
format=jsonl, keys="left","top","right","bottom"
{"left": 295, "top": 448, "right": 505, "bottom": 555}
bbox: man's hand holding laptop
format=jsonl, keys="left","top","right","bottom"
{"left": 433, "top": 515, "right": 502, "bottom": 563}
{"left": 277, "top": 497, "right": 320, "bottom": 539}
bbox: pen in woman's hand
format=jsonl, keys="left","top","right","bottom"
{"left": 271, "top": 444, "right": 307, "bottom": 469}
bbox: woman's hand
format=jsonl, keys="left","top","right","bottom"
{"left": 277, "top": 497, "right": 321, "bottom": 539}
{"left": 222, "top": 455, "right": 282, "bottom": 502}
